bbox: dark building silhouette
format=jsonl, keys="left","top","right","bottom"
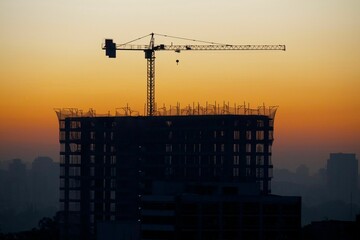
{"left": 56, "top": 107, "right": 301, "bottom": 240}
{"left": 0, "top": 157, "right": 59, "bottom": 233}
{"left": 302, "top": 214, "right": 360, "bottom": 240}
{"left": 327, "top": 153, "right": 358, "bottom": 203}
{"left": 8, "top": 159, "right": 29, "bottom": 208}
{"left": 31, "top": 156, "right": 59, "bottom": 209}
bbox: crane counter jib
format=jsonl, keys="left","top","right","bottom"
{"left": 102, "top": 33, "right": 286, "bottom": 116}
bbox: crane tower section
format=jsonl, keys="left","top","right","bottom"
{"left": 103, "top": 33, "right": 285, "bottom": 116}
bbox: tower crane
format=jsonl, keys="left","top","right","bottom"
{"left": 103, "top": 33, "right": 285, "bottom": 116}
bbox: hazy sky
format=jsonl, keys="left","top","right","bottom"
{"left": 1, "top": 0, "right": 359, "bottom": 171}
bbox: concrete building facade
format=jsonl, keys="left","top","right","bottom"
{"left": 56, "top": 107, "right": 301, "bottom": 240}
{"left": 327, "top": 153, "right": 358, "bottom": 202}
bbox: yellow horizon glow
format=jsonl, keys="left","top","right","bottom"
{"left": 1, "top": 0, "right": 360, "bottom": 170}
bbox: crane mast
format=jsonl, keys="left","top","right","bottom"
{"left": 145, "top": 33, "right": 155, "bottom": 116}
{"left": 103, "top": 33, "right": 285, "bottom": 116}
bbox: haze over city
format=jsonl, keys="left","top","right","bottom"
{"left": 1, "top": 1, "right": 359, "bottom": 170}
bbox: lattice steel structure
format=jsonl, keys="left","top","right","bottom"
{"left": 55, "top": 108, "right": 285, "bottom": 240}
{"left": 103, "top": 33, "right": 285, "bottom": 116}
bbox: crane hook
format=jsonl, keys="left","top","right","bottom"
{"left": 176, "top": 59, "right": 179, "bottom": 65}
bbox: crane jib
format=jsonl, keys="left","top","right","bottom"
{"left": 102, "top": 34, "right": 285, "bottom": 116}
{"left": 104, "top": 44, "right": 286, "bottom": 51}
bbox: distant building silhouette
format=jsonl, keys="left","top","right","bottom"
{"left": 56, "top": 107, "right": 301, "bottom": 240}
{"left": 31, "top": 156, "right": 59, "bottom": 209}
{"left": 327, "top": 153, "right": 358, "bottom": 203}
{"left": 302, "top": 214, "right": 360, "bottom": 240}
{"left": 0, "top": 157, "right": 59, "bottom": 233}
{"left": 8, "top": 159, "right": 29, "bottom": 208}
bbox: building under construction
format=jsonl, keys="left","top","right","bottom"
{"left": 56, "top": 104, "right": 301, "bottom": 240}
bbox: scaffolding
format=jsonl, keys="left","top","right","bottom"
{"left": 55, "top": 102, "right": 277, "bottom": 120}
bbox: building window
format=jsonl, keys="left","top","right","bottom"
{"left": 269, "top": 130, "right": 273, "bottom": 140}
{"left": 111, "top": 191, "right": 116, "bottom": 200}
{"left": 69, "top": 202, "right": 80, "bottom": 211}
{"left": 69, "top": 167, "right": 81, "bottom": 176}
{"left": 233, "top": 156, "right": 240, "bottom": 165}
{"left": 259, "top": 181, "right": 264, "bottom": 191}
{"left": 110, "top": 203, "right": 116, "bottom": 212}
{"left": 165, "top": 144, "right": 172, "bottom": 152}
{"left": 256, "top": 168, "right": 264, "bottom": 178}
{"left": 165, "top": 156, "right": 172, "bottom": 165}
{"left": 69, "top": 155, "right": 81, "bottom": 165}
{"left": 257, "top": 120, "right": 264, "bottom": 127}
{"left": 221, "top": 144, "right": 225, "bottom": 152}
{"left": 256, "top": 144, "right": 264, "bottom": 153}
{"left": 233, "top": 131, "right": 240, "bottom": 140}
{"left": 60, "top": 131, "right": 66, "bottom": 141}
{"left": 69, "top": 178, "right": 81, "bottom": 188}
{"left": 59, "top": 120, "right": 65, "bottom": 129}
{"left": 246, "top": 144, "right": 251, "bottom": 153}
{"left": 165, "top": 167, "right": 173, "bottom": 176}
{"left": 269, "top": 168, "right": 273, "bottom": 178}
{"left": 269, "top": 120, "right": 274, "bottom": 127}
{"left": 233, "top": 144, "right": 240, "bottom": 153}
{"left": 256, "top": 156, "right": 264, "bottom": 165}
{"left": 70, "top": 131, "right": 81, "bottom": 140}
{"left": 110, "top": 179, "right": 116, "bottom": 188}
{"left": 69, "top": 190, "right": 80, "bottom": 200}
{"left": 256, "top": 131, "right": 264, "bottom": 140}
{"left": 60, "top": 155, "right": 65, "bottom": 164}
{"left": 246, "top": 131, "right": 252, "bottom": 140}
{"left": 70, "top": 121, "right": 81, "bottom": 129}
{"left": 246, "top": 156, "right": 251, "bottom": 165}
{"left": 90, "top": 132, "right": 95, "bottom": 140}
{"left": 110, "top": 156, "right": 116, "bottom": 164}
{"left": 90, "top": 144, "right": 95, "bottom": 151}
{"left": 233, "top": 168, "right": 239, "bottom": 177}
{"left": 69, "top": 143, "right": 81, "bottom": 152}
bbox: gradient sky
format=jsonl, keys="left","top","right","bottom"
{"left": 1, "top": 0, "right": 359, "bottom": 171}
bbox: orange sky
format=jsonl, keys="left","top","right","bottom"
{"left": 1, "top": 0, "right": 359, "bottom": 171}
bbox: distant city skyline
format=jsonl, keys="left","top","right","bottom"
{"left": 1, "top": 0, "right": 359, "bottom": 170}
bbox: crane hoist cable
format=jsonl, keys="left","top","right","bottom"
{"left": 103, "top": 33, "right": 285, "bottom": 116}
